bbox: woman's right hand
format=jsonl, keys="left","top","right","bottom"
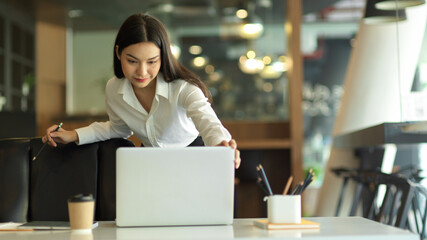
{"left": 43, "top": 124, "right": 79, "bottom": 147}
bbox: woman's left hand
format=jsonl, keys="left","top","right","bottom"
{"left": 216, "top": 139, "right": 241, "bottom": 169}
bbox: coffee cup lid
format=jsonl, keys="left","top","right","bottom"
{"left": 68, "top": 193, "right": 94, "bottom": 202}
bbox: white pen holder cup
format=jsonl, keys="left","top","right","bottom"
{"left": 264, "top": 195, "right": 301, "bottom": 224}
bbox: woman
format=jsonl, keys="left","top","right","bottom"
{"left": 43, "top": 13, "right": 240, "bottom": 169}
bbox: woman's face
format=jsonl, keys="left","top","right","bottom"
{"left": 116, "top": 42, "right": 161, "bottom": 91}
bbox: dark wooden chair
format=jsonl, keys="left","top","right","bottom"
{"left": 410, "top": 184, "right": 427, "bottom": 240}
{"left": 367, "top": 173, "right": 416, "bottom": 228}
{"left": 332, "top": 168, "right": 378, "bottom": 218}
{"left": 331, "top": 167, "right": 357, "bottom": 216}
{"left": 332, "top": 167, "right": 427, "bottom": 240}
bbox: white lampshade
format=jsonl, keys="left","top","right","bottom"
{"left": 375, "top": 0, "right": 425, "bottom": 10}
{"left": 364, "top": 0, "right": 407, "bottom": 24}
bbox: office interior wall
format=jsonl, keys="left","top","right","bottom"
{"left": 315, "top": 4, "right": 427, "bottom": 217}
{"left": 35, "top": 21, "right": 66, "bottom": 136}
{"left": 69, "top": 30, "right": 115, "bottom": 115}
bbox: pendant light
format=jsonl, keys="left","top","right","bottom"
{"left": 238, "top": 0, "right": 264, "bottom": 39}
{"left": 375, "top": 0, "right": 425, "bottom": 10}
{"left": 364, "top": 0, "right": 407, "bottom": 24}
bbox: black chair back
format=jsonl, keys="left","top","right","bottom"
{"left": 332, "top": 167, "right": 427, "bottom": 240}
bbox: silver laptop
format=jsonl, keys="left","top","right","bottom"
{"left": 116, "top": 146, "right": 235, "bottom": 227}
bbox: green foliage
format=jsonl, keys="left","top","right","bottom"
{"left": 24, "top": 73, "right": 35, "bottom": 87}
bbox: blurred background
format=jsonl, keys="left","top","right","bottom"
{"left": 0, "top": 0, "right": 426, "bottom": 218}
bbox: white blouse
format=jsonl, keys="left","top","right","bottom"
{"left": 75, "top": 73, "right": 231, "bottom": 147}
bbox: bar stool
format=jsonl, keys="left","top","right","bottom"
{"left": 332, "top": 167, "right": 427, "bottom": 240}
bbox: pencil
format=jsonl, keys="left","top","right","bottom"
{"left": 0, "top": 229, "right": 34, "bottom": 232}
{"left": 32, "top": 122, "right": 63, "bottom": 161}
{"left": 282, "top": 176, "right": 293, "bottom": 195}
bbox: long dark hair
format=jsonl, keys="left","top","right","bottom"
{"left": 113, "top": 13, "right": 212, "bottom": 103}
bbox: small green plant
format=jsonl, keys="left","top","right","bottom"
{"left": 24, "top": 73, "right": 35, "bottom": 87}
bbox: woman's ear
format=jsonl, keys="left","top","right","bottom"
{"left": 115, "top": 45, "right": 121, "bottom": 60}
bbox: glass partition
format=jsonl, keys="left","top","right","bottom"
{"left": 301, "top": 1, "right": 363, "bottom": 187}
{"left": 69, "top": 1, "right": 289, "bottom": 121}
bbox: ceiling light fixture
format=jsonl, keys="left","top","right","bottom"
{"left": 236, "top": 9, "right": 248, "bottom": 19}
{"left": 258, "top": 55, "right": 289, "bottom": 79}
{"left": 363, "top": 0, "right": 407, "bottom": 24}
{"left": 192, "top": 56, "right": 208, "bottom": 68}
{"left": 239, "top": 22, "right": 264, "bottom": 39}
{"left": 260, "top": 66, "right": 282, "bottom": 79}
{"left": 375, "top": 0, "right": 425, "bottom": 10}
{"left": 238, "top": 1, "right": 264, "bottom": 39}
{"left": 189, "top": 45, "right": 203, "bottom": 55}
{"left": 238, "top": 55, "right": 264, "bottom": 74}
{"left": 205, "top": 65, "right": 215, "bottom": 74}
{"left": 273, "top": 56, "right": 290, "bottom": 72}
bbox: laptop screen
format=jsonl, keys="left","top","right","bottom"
{"left": 115, "top": 146, "right": 235, "bottom": 227}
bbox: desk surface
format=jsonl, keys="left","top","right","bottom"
{"left": 0, "top": 217, "right": 418, "bottom": 240}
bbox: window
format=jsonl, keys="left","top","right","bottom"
{"left": 0, "top": 5, "right": 35, "bottom": 112}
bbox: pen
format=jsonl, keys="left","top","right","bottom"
{"left": 299, "top": 176, "right": 315, "bottom": 195}
{"left": 292, "top": 170, "right": 315, "bottom": 195}
{"left": 255, "top": 168, "right": 269, "bottom": 195}
{"left": 290, "top": 181, "right": 303, "bottom": 195}
{"left": 32, "top": 122, "right": 63, "bottom": 161}
{"left": 257, "top": 164, "right": 273, "bottom": 196}
{"left": 256, "top": 177, "right": 271, "bottom": 195}
{"left": 304, "top": 169, "right": 312, "bottom": 184}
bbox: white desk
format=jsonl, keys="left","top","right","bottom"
{"left": 0, "top": 217, "right": 418, "bottom": 240}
